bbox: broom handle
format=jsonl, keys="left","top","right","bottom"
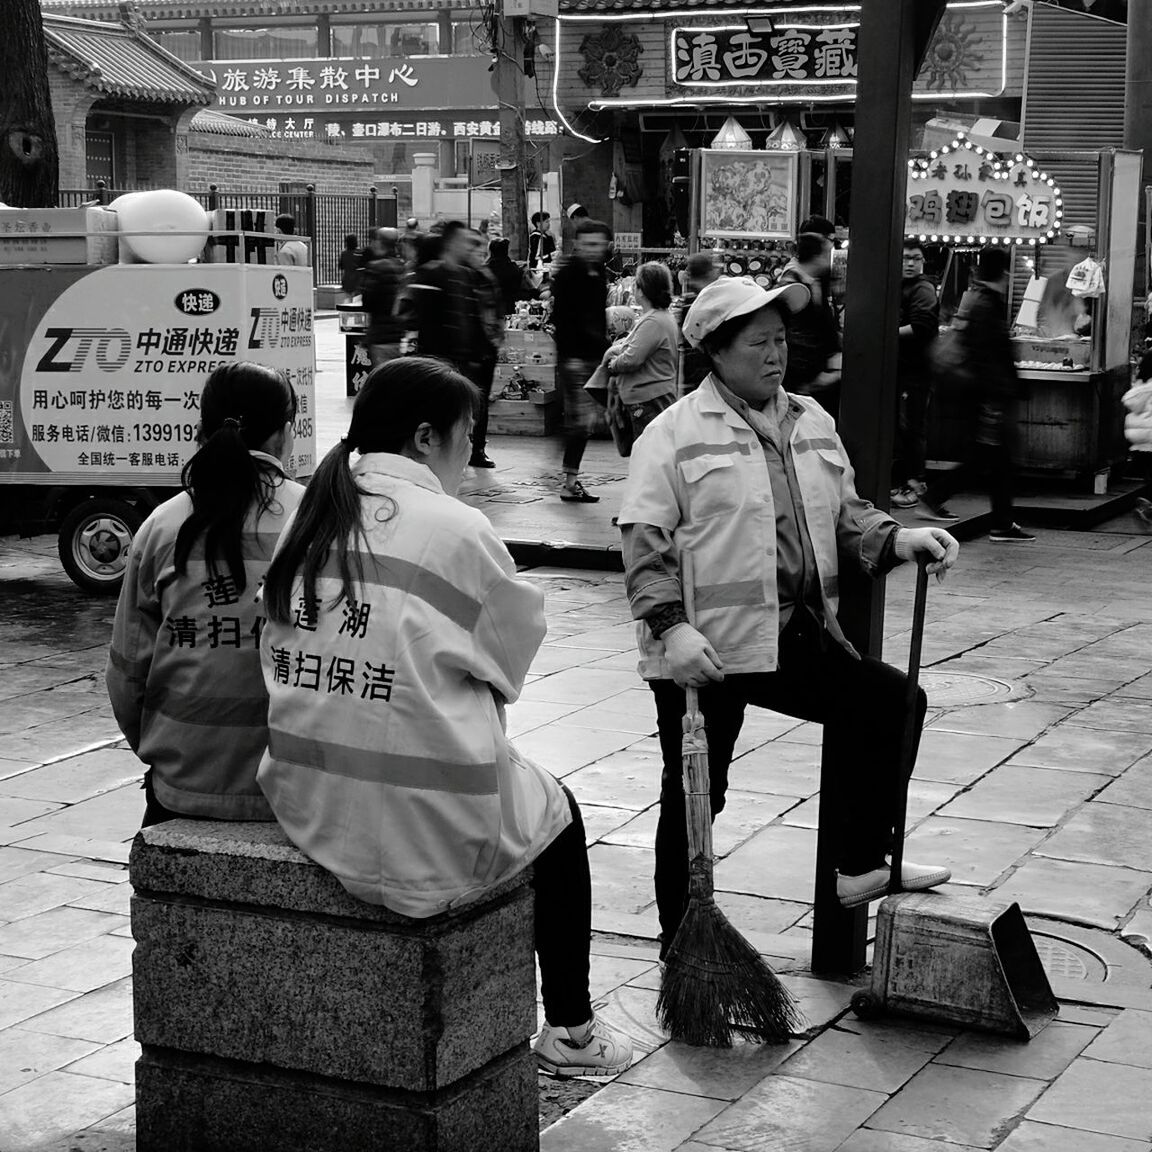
{"left": 888, "top": 555, "right": 930, "bottom": 895}
{"left": 680, "top": 554, "right": 713, "bottom": 868}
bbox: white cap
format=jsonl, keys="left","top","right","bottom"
{"left": 566, "top": 203, "right": 586, "bottom": 219}
{"left": 682, "top": 276, "right": 810, "bottom": 348}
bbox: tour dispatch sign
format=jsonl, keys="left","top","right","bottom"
{"left": 905, "top": 134, "right": 1063, "bottom": 246}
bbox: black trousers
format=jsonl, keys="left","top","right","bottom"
{"left": 143, "top": 773, "right": 594, "bottom": 1029}
{"left": 894, "top": 379, "right": 932, "bottom": 486}
{"left": 934, "top": 438, "right": 1015, "bottom": 530}
{"left": 559, "top": 357, "right": 599, "bottom": 474}
{"left": 461, "top": 358, "right": 497, "bottom": 457}
{"left": 650, "top": 621, "right": 926, "bottom": 948}
{"left": 533, "top": 786, "right": 594, "bottom": 1027}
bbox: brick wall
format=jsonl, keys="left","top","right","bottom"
{"left": 186, "top": 135, "right": 375, "bottom": 195}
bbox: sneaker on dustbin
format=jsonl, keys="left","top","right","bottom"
{"left": 534, "top": 1011, "right": 634, "bottom": 1079}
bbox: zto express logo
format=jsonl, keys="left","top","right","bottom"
{"left": 35, "top": 328, "right": 132, "bottom": 374}
{"left": 175, "top": 290, "right": 221, "bottom": 316}
{"left": 272, "top": 274, "right": 289, "bottom": 300}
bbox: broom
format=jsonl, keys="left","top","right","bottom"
{"left": 656, "top": 553, "right": 802, "bottom": 1047}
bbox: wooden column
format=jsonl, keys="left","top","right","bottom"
{"left": 810, "top": 0, "right": 947, "bottom": 976}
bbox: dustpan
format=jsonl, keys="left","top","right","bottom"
{"left": 849, "top": 559, "right": 1058, "bottom": 1039}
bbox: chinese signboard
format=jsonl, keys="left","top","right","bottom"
{"left": 904, "top": 136, "right": 1063, "bottom": 243}
{"left": 699, "top": 150, "right": 798, "bottom": 240}
{"left": 672, "top": 25, "right": 858, "bottom": 87}
{"left": 195, "top": 55, "right": 495, "bottom": 116}
{"left": 0, "top": 265, "right": 316, "bottom": 483}
{"left": 230, "top": 112, "right": 559, "bottom": 142}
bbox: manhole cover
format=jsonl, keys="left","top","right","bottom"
{"left": 1032, "top": 934, "right": 1107, "bottom": 983}
{"left": 920, "top": 671, "right": 1018, "bottom": 707}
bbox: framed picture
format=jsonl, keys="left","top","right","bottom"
{"left": 699, "top": 149, "right": 798, "bottom": 241}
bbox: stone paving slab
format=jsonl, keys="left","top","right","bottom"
{"left": 864, "top": 1064, "right": 1047, "bottom": 1148}
{"left": 1026, "top": 1057, "right": 1152, "bottom": 1141}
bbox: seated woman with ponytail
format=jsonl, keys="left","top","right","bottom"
{"left": 106, "top": 362, "right": 303, "bottom": 826}
{"left": 257, "top": 356, "right": 634, "bottom": 1080}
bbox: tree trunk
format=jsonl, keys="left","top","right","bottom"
{"left": 0, "top": 0, "right": 60, "bottom": 207}
{"left": 494, "top": 14, "right": 528, "bottom": 261}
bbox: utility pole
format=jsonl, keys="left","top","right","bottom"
{"left": 1, "top": 0, "right": 59, "bottom": 207}
{"left": 493, "top": 8, "right": 529, "bottom": 261}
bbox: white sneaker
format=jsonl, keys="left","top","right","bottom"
{"left": 837, "top": 860, "right": 952, "bottom": 908}
{"left": 533, "top": 1012, "right": 634, "bottom": 1079}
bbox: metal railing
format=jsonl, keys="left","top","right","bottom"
{"left": 59, "top": 182, "right": 398, "bottom": 287}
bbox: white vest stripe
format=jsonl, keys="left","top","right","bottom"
{"left": 318, "top": 551, "right": 483, "bottom": 631}
{"left": 695, "top": 580, "right": 768, "bottom": 610}
{"left": 269, "top": 729, "right": 501, "bottom": 795}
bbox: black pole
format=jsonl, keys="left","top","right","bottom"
{"left": 810, "top": 0, "right": 947, "bottom": 976}
{"left": 1125, "top": 1, "right": 1152, "bottom": 295}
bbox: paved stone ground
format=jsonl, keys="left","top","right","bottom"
{"left": 2, "top": 322, "right": 1152, "bottom": 1148}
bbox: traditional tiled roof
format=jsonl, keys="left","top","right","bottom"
{"left": 41, "top": 0, "right": 483, "bottom": 16}
{"left": 43, "top": 13, "right": 215, "bottom": 104}
{"left": 190, "top": 108, "right": 271, "bottom": 136}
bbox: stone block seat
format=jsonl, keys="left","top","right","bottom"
{"left": 129, "top": 819, "right": 539, "bottom": 1152}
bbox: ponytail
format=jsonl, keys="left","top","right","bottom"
{"left": 174, "top": 362, "right": 296, "bottom": 590}
{"left": 264, "top": 438, "right": 366, "bottom": 623}
{"left": 263, "top": 356, "right": 479, "bottom": 623}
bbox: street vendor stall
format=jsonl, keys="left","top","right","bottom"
{"left": 906, "top": 138, "right": 1141, "bottom": 486}
{"left": 489, "top": 300, "right": 559, "bottom": 435}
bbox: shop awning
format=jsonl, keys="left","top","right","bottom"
{"left": 43, "top": 13, "right": 215, "bottom": 105}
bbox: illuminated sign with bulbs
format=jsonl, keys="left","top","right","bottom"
{"left": 905, "top": 133, "right": 1063, "bottom": 245}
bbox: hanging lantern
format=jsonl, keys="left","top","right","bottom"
{"left": 710, "top": 116, "right": 753, "bottom": 151}
{"left": 763, "top": 118, "right": 806, "bottom": 151}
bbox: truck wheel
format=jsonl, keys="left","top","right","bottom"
{"left": 850, "top": 990, "right": 883, "bottom": 1020}
{"left": 58, "top": 498, "right": 143, "bottom": 595}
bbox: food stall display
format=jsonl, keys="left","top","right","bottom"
{"left": 490, "top": 300, "right": 558, "bottom": 435}
{"left": 0, "top": 192, "right": 316, "bottom": 592}
{"left": 906, "top": 139, "right": 1141, "bottom": 484}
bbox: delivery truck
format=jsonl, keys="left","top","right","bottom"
{"left": 0, "top": 246, "right": 316, "bottom": 593}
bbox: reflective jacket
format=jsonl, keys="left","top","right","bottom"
{"left": 257, "top": 453, "right": 570, "bottom": 918}
{"left": 618, "top": 376, "right": 898, "bottom": 679}
{"left": 105, "top": 454, "right": 304, "bottom": 819}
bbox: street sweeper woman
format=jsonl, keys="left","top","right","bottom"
{"left": 257, "top": 356, "right": 633, "bottom": 1079}
{"left": 617, "top": 277, "right": 961, "bottom": 960}
{"left": 106, "top": 362, "right": 304, "bottom": 826}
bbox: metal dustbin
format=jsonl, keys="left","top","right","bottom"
{"left": 852, "top": 892, "right": 1058, "bottom": 1039}
{"left": 337, "top": 301, "right": 371, "bottom": 396}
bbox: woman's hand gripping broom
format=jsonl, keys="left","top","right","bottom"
{"left": 655, "top": 553, "right": 802, "bottom": 1047}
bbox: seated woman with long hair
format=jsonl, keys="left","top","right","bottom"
{"left": 257, "top": 357, "right": 633, "bottom": 1079}
{"left": 106, "top": 362, "right": 303, "bottom": 826}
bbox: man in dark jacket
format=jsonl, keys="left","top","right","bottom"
{"left": 779, "top": 232, "right": 842, "bottom": 417}
{"left": 932, "top": 247, "right": 1034, "bottom": 542}
{"left": 359, "top": 228, "right": 405, "bottom": 368}
{"left": 550, "top": 218, "right": 611, "bottom": 501}
{"left": 892, "top": 241, "right": 952, "bottom": 520}
{"left": 678, "top": 252, "right": 721, "bottom": 396}
{"left": 402, "top": 221, "right": 501, "bottom": 468}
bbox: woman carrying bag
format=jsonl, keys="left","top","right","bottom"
{"left": 587, "top": 262, "right": 680, "bottom": 457}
